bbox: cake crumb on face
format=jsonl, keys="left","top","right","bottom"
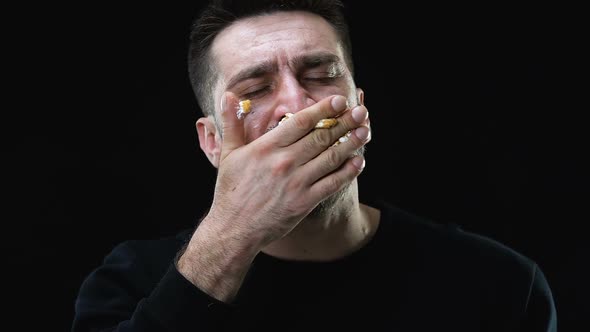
{"left": 278, "top": 113, "right": 338, "bottom": 129}
{"left": 278, "top": 113, "right": 347, "bottom": 146}
{"left": 236, "top": 99, "right": 252, "bottom": 119}
{"left": 314, "top": 118, "right": 338, "bottom": 129}
{"left": 278, "top": 112, "right": 294, "bottom": 125}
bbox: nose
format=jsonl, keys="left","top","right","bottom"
{"left": 273, "top": 76, "right": 316, "bottom": 120}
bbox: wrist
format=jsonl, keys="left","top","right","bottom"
{"left": 176, "top": 215, "right": 260, "bottom": 302}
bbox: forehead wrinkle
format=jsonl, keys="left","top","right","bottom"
{"left": 212, "top": 12, "right": 347, "bottom": 94}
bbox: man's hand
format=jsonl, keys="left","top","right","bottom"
{"left": 213, "top": 93, "right": 369, "bottom": 245}
{"left": 178, "top": 93, "right": 370, "bottom": 302}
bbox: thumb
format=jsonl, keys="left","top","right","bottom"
{"left": 220, "top": 92, "right": 246, "bottom": 160}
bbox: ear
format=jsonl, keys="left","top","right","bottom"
{"left": 196, "top": 116, "right": 222, "bottom": 168}
{"left": 356, "top": 88, "right": 365, "bottom": 106}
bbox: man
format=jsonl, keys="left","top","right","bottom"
{"left": 72, "top": 1, "right": 557, "bottom": 331}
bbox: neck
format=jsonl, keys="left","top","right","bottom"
{"left": 261, "top": 185, "right": 380, "bottom": 262}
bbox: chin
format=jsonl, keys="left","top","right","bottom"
{"left": 308, "top": 184, "right": 351, "bottom": 218}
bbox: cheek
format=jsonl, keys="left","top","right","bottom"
{"left": 243, "top": 113, "right": 273, "bottom": 142}
{"left": 315, "top": 85, "right": 355, "bottom": 104}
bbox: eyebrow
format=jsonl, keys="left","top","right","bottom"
{"left": 226, "top": 61, "right": 277, "bottom": 90}
{"left": 225, "top": 52, "right": 342, "bottom": 90}
{"left": 291, "top": 52, "right": 341, "bottom": 71}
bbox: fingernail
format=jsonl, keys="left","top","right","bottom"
{"left": 354, "top": 126, "right": 370, "bottom": 141}
{"left": 352, "top": 106, "right": 368, "bottom": 124}
{"left": 220, "top": 94, "right": 226, "bottom": 113}
{"left": 331, "top": 96, "right": 348, "bottom": 112}
{"left": 352, "top": 156, "right": 365, "bottom": 170}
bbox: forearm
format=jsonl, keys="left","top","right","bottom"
{"left": 73, "top": 261, "right": 234, "bottom": 332}
{"left": 177, "top": 216, "right": 261, "bottom": 303}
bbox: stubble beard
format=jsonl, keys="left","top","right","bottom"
{"left": 306, "top": 145, "right": 365, "bottom": 219}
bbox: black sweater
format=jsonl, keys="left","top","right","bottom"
{"left": 72, "top": 201, "right": 557, "bottom": 331}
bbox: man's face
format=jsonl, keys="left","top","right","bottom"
{"left": 210, "top": 11, "right": 358, "bottom": 142}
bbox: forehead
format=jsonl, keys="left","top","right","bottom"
{"left": 211, "top": 11, "right": 344, "bottom": 79}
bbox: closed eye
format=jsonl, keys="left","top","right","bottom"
{"left": 301, "top": 63, "right": 344, "bottom": 83}
{"left": 242, "top": 84, "right": 272, "bottom": 100}
{"left": 302, "top": 75, "right": 337, "bottom": 83}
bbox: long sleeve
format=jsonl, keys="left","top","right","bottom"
{"left": 72, "top": 241, "right": 233, "bottom": 332}
{"left": 521, "top": 264, "right": 558, "bottom": 332}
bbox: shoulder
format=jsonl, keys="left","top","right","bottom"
{"left": 79, "top": 228, "right": 193, "bottom": 296}
{"left": 371, "top": 200, "right": 557, "bottom": 327}
{"left": 73, "top": 229, "right": 198, "bottom": 330}
{"left": 101, "top": 228, "right": 193, "bottom": 277}
{"left": 374, "top": 199, "right": 536, "bottom": 272}
{"left": 105, "top": 229, "right": 192, "bottom": 263}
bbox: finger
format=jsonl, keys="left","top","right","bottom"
{"left": 289, "top": 105, "right": 369, "bottom": 165}
{"left": 273, "top": 95, "right": 349, "bottom": 146}
{"left": 301, "top": 124, "right": 371, "bottom": 185}
{"left": 306, "top": 154, "right": 366, "bottom": 205}
{"left": 220, "top": 92, "right": 246, "bottom": 160}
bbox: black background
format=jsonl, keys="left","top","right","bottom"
{"left": 7, "top": 2, "right": 588, "bottom": 331}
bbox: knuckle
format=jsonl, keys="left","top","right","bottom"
{"left": 257, "top": 141, "right": 273, "bottom": 154}
{"left": 324, "top": 147, "right": 341, "bottom": 167}
{"left": 292, "top": 113, "right": 314, "bottom": 130}
{"left": 340, "top": 117, "right": 357, "bottom": 132}
{"left": 302, "top": 132, "right": 330, "bottom": 151}
{"left": 312, "top": 131, "right": 333, "bottom": 147}
{"left": 270, "top": 155, "right": 294, "bottom": 177}
{"left": 284, "top": 176, "right": 303, "bottom": 193}
{"left": 323, "top": 176, "right": 342, "bottom": 195}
